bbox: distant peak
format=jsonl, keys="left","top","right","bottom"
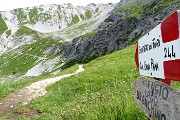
{"left": 62, "top": 3, "right": 74, "bottom": 7}
{"left": 87, "top": 3, "right": 96, "bottom": 7}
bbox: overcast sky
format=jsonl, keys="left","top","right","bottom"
{"left": 0, "top": 0, "right": 120, "bottom": 11}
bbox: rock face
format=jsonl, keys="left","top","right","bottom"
{"left": 61, "top": 17, "right": 140, "bottom": 67}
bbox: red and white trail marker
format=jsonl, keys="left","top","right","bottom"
{"left": 135, "top": 10, "right": 180, "bottom": 85}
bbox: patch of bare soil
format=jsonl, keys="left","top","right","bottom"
{"left": 11, "top": 105, "right": 41, "bottom": 120}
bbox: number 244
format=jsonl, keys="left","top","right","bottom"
{"left": 164, "top": 45, "right": 176, "bottom": 58}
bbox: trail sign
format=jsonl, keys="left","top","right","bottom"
{"left": 132, "top": 76, "right": 180, "bottom": 120}
{"left": 135, "top": 10, "right": 180, "bottom": 84}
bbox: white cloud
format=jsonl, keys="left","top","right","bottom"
{"left": 0, "top": 0, "right": 120, "bottom": 11}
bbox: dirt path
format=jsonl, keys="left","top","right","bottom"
{"left": 0, "top": 65, "right": 84, "bottom": 116}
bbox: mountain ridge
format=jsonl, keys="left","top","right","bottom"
{"left": 0, "top": 3, "right": 115, "bottom": 33}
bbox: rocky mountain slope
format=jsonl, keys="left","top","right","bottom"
{"left": 61, "top": 0, "right": 180, "bottom": 68}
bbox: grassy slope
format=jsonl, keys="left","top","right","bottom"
{"left": 0, "top": 31, "right": 63, "bottom": 78}
{"left": 2, "top": 44, "right": 180, "bottom": 119}
{"left": 115, "top": 1, "right": 144, "bottom": 18}
{"left": 13, "top": 45, "right": 146, "bottom": 119}
{"left": 0, "top": 15, "right": 8, "bottom": 35}
{"left": 0, "top": 26, "right": 65, "bottom": 100}
{"left": 25, "top": 44, "right": 180, "bottom": 120}
{"left": 115, "top": 0, "right": 180, "bottom": 19}
{"left": 1, "top": 0, "right": 180, "bottom": 119}
{"left": 58, "top": 19, "right": 98, "bottom": 39}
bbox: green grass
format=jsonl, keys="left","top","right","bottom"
{"left": 12, "top": 45, "right": 146, "bottom": 119}
{"left": 20, "top": 36, "right": 65, "bottom": 58}
{"left": 143, "top": 0, "right": 180, "bottom": 16}
{"left": 114, "top": 0, "right": 179, "bottom": 20}
{"left": 0, "top": 50, "right": 38, "bottom": 77}
{"left": 72, "top": 15, "right": 80, "bottom": 24}
{"left": 0, "top": 15, "right": 8, "bottom": 35}
{"left": 115, "top": 1, "right": 144, "bottom": 18}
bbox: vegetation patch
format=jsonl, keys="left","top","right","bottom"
{"left": 0, "top": 51, "right": 37, "bottom": 77}
{"left": 115, "top": 1, "right": 144, "bottom": 18}
{"left": 0, "top": 15, "right": 8, "bottom": 35}
{"left": 80, "top": 14, "right": 85, "bottom": 20}
{"left": 16, "top": 26, "right": 38, "bottom": 36}
{"left": 115, "top": 0, "right": 179, "bottom": 19}
{"left": 69, "top": 15, "right": 80, "bottom": 26}
{"left": 142, "top": 0, "right": 180, "bottom": 17}
{"left": 17, "top": 9, "right": 28, "bottom": 25}
{"left": 5, "top": 30, "right": 11, "bottom": 38}
{"left": 85, "top": 10, "right": 92, "bottom": 19}
{"left": 57, "top": 11, "right": 62, "bottom": 20}
{"left": 20, "top": 36, "right": 65, "bottom": 58}
{"left": 29, "top": 8, "right": 39, "bottom": 25}
{"left": 95, "top": 7, "right": 99, "bottom": 13}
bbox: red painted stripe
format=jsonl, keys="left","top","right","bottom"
{"left": 135, "top": 43, "right": 139, "bottom": 70}
{"left": 164, "top": 59, "right": 180, "bottom": 81}
{"left": 161, "top": 11, "right": 179, "bottom": 43}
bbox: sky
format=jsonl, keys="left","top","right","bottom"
{"left": 0, "top": 0, "right": 120, "bottom": 11}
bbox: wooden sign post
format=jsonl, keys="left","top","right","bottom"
{"left": 133, "top": 10, "right": 180, "bottom": 120}
{"left": 133, "top": 76, "right": 180, "bottom": 120}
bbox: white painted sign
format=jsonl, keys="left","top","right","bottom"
{"left": 132, "top": 76, "right": 180, "bottom": 120}
{"left": 138, "top": 24, "right": 180, "bottom": 79}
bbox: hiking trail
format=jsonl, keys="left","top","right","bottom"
{"left": 0, "top": 65, "right": 84, "bottom": 116}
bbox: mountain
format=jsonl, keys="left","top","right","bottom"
{"left": 0, "top": 3, "right": 115, "bottom": 80}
